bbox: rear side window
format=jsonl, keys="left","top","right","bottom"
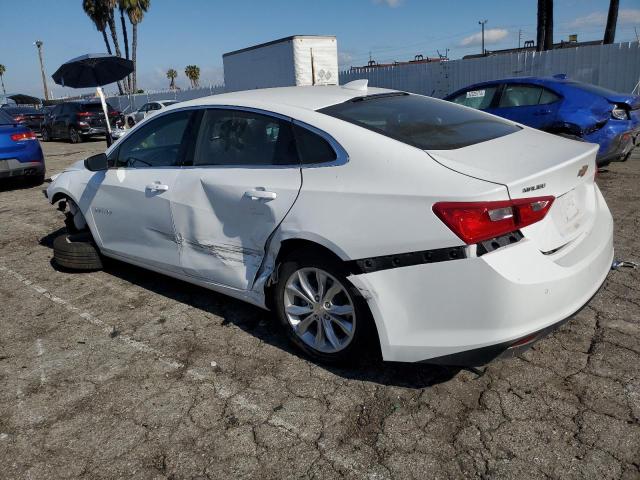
{"left": 319, "top": 93, "right": 519, "bottom": 150}
{"left": 450, "top": 86, "right": 499, "bottom": 109}
{"left": 499, "top": 85, "right": 543, "bottom": 107}
{"left": 193, "top": 109, "right": 298, "bottom": 167}
{"left": 539, "top": 88, "right": 560, "bottom": 104}
{"left": 80, "top": 103, "right": 114, "bottom": 112}
{"left": 294, "top": 125, "right": 337, "bottom": 165}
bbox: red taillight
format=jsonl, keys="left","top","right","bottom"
{"left": 433, "top": 196, "right": 555, "bottom": 244}
{"left": 76, "top": 111, "right": 91, "bottom": 117}
{"left": 10, "top": 131, "right": 37, "bottom": 142}
{"left": 13, "top": 115, "right": 26, "bottom": 122}
{"left": 109, "top": 110, "right": 120, "bottom": 116}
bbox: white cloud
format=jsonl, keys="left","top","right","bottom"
{"left": 569, "top": 9, "right": 640, "bottom": 28}
{"left": 459, "top": 28, "right": 509, "bottom": 47}
{"left": 338, "top": 51, "right": 354, "bottom": 67}
{"left": 373, "top": 0, "right": 403, "bottom": 7}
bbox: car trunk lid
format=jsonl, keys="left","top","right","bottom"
{"left": 427, "top": 127, "right": 599, "bottom": 252}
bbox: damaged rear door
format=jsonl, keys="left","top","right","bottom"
{"left": 171, "top": 107, "right": 302, "bottom": 290}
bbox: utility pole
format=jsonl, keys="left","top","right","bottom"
{"left": 479, "top": 20, "right": 488, "bottom": 55}
{"left": 518, "top": 29, "right": 523, "bottom": 49}
{"left": 34, "top": 40, "right": 50, "bottom": 101}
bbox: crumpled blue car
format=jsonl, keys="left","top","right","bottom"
{"left": 445, "top": 75, "right": 639, "bottom": 166}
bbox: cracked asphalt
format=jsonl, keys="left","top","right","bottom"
{"left": 0, "top": 139, "right": 638, "bottom": 480}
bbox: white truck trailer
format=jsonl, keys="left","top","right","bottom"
{"left": 222, "top": 35, "right": 339, "bottom": 92}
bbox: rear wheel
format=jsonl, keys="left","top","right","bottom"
{"left": 274, "top": 251, "right": 373, "bottom": 364}
{"left": 127, "top": 117, "right": 136, "bottom": 128}
{"left": 53, "top": 232, "right": 102, "bottom": 271}
{"left": 69, "top": 127, "right": 83, "bottom": 144}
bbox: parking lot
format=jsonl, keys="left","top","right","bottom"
{"left": 0, "top": 138, "right": 638, "bottom": 479}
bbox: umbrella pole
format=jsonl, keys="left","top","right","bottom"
{"left": 96, "top": 86, "right": 112, "bottom": 147}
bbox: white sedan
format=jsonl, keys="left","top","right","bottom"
{"left": 46, "top": 81, "right": 614, "bottom": 365}
{"left": 125, "top": 99, "right": 178, "bottom": 128}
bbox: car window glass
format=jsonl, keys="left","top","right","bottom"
{"left": 539, "top": 88, "right": 560, "bottom": 105}
{"left": 151, "top": 103, "right": 162, "bottom": 110}
{"left": 450, "top": 86, "right": 498, "bottom": 109}
{"left": 116, "top": 110, "right": 191, "bottom": 168}
{"left": 320, "top": 93, "right": 519, "bottom": 150}
{"left": 140, "top": 104, "right": 149, "bottom": 112}
{"left": 193, "top": 109, "right": 298, "bottom": 167}
{"left": 499, "top": 85, "right": 543, "bottom": 108}
{"left": 294, "top": 125, "right": 337, "bottom": 165}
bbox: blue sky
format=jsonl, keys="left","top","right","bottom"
{"left": 1, "top": 0, "right": 639, "bottom": 98}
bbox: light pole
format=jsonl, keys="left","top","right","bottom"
{"left": 34, "top": 40, "right": 50, "bottom": 101}
{"left": 479, "top": 19, "right": 488, "bottom": 55}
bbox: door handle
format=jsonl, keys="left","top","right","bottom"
{"left": 146, "top": 182, "right": 169, "bottom": 192}
{"left": 245, "top": 189, "right": 277, "bottom": 201}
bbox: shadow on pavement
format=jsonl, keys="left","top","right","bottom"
{"left": 39, "top": 228, "right": 460, "bottom": 389}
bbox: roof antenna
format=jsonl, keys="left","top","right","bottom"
{"left": 342, "top": 79, "right": 368, "bottom": 91}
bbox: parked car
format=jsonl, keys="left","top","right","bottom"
{"left": 1, "top": 105, "right": 46, "bottom": 133}
{"left": 444, "top": 75, "right": 640, "bottom": 166}
{"left": 125, "top": 100, "right": 178, "bottom": 128}
{"left": 0, "top": 108, "right": 45, "bottom": 184}
{"left": 46, "top": 83, "right": 613, "bottom": 366}
{"left": 41, "top": 101, "right": 123, "bottom": 143}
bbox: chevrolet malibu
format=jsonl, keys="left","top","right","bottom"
{"left": 45, "top": 81, "right": 614, "bottom": 365}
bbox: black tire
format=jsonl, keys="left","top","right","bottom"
{"left": 127, "top": 117, "right": 136, "bottom": 128}
{"left": 41, "top": 128, "right": 51, "bottom": 142}
{"left": 273, "top": 250, "right": 376, "bottom": 365}
{"left": 69, "top": 127, "right": 83, "bottom": 144}
{"left": 27, "top": 173, "right": 45, "bottom": 187}
{"left": 53, "top": 232, "right": 103, "bottom": 271}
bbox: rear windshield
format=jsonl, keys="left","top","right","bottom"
{"left": 319, "top": 93, "right": 520, "bottom": 150}
{"left": 79, "top": 102, "right": 115, "bottom": 112}
{"left": 3, "top": 107, "right": 39, "bottom": 115}
{"left": 0, "top": 109, "right": 15, "bottom": 125}
{"left": 566, "top": 81, "right": 622, "bottom": 98}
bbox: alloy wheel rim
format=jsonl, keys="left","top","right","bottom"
{"left": 284, "top": 267, "right": 356, "bottom": 354}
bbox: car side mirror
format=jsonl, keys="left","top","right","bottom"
{"left": 84, "top": 153, "right": 108, "bottom": 171}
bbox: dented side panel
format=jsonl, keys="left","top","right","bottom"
{"left": 171, "top": 168, "right": 302, "bottom": 290}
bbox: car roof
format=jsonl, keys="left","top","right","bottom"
{"left": 176, "top": 85, "right": 396, "bottom": 113}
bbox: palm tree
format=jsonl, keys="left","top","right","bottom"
{"left": 118, "top": 0, "right": 131, "bottom": 92}
{"left": 184, "top": 65, "right": 200, "bottom": 88}
{"left": 104, "top": 0, "right": 126, "bottom": 92}
{"left": 82, "top": 0, "right": 124, "bottom": 95}
{"left": 0, "top": 64, "right": 6, "bottom": 95}
{"left": 125, "top": 0, "right": 150, "bottom": 93}
{"left": 604, "top": 0, "right": 619, "bottom": 44}
{"left": 166, "top": 69, "right": 177, "bottom": 90}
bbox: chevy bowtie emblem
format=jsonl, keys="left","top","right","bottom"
{"left": 577, "top": 165, "right": 588, "bottom": 177}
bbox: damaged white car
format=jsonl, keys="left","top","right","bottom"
{"left": 45, "top": 81, "right": 614, "bottom": 365}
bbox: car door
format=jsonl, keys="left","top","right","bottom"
{"left": 171, "top": 107, "right": 302, "bottom": 290}
{"left": 86, "top": 109, "right": 197, "bottom": 273}
{"left": 491, "top": 84, "right": 561, "bottom": 129}
{"left": 53, "top": 104, "right": 68, "bottom": 137}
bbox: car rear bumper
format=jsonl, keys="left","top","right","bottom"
{"left": 348, "top": 186, "right": 614, "bottom": 365}
{"left": 590, "top": 125, "right": 640, "bottom": 165}
{"left": 0, "top": 159, "right": 45, "bottom": 179}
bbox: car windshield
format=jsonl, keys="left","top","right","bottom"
{"left": 319, "top": 93, "right": 520, "bottom": 150}
{"left": 161, "top": 101, "right": 177, "bottom": 107}
{"left": 0, "top": 109, "right": 16, "bottom": 125}
{"left": 567, "top": 81, "right": 623, "bottom": 98}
